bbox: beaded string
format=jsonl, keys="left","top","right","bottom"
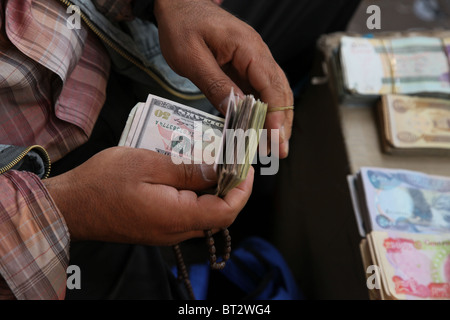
{"left": 173, "top": 244, "right": 195, "bottom": 300}
{"left": 205, "top": 228, "right": 231, "bottom": 270}
{"left": 173, "top": 228, "right": 231, "bottom": 300}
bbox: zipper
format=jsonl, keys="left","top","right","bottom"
{"left": 0, "top": 145, "right": 51, "bottom": 179}
{"left": 58, "top": 0, "right": 204, "bottom": 101}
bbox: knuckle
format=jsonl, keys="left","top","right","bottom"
{"left": 204, "top": 77, "right": 229, "bottom": 100}
{"left": 179, "top": 163, "right": 194, "bottom": 186}
{"left": 243, "top": 24, "right": 263, "bottom": 43}
{"left": 270, "top": 68, "right": 293, "bottom": 102}
{"left": 179, "top": 163, "right": 187, "bottom": 184}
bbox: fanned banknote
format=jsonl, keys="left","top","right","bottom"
{"left": 366, "top": 231, "right": 450, "bottom": 300}
{"left": 378, "top": 94, "right": 450, "bottom": 155}
{"left": 119, "top": 90, "right": 267, "bottom": 197}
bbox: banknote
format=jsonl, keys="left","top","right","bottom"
{"left": 120, "top": 96, "right": 224, "bottom": 163}
{"left": 356, "top": 167, "right": 450, "bottom": 235}
{"left": 368, "top": 231, "right": 450, "bottom": 300}
{"left": 119, "top": 90, "right": 267, "bottom": 197}
{"left": 388, "top": 37, "right": 450, "bottom": 95}
{"left": 378, "top": 94, "right": 450, "bottom": 154}
{"left": 340, "top": 36, "right": 393, "bottom": 95}
{"left": 444, "top": 37, "right": 450, "bottom": 59}
{"left": 339, "top": 36, "right": 450, "bottom": 97}
{"left": 215, "top": 90, "right": 267, "bottom": 197}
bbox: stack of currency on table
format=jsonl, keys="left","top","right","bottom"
{"left": 316, "top": 32, "right": 450, "bottom": 106}
{"left": 377, "top": 94, "right": 450, "bottom": 155}
{"left": 340, "top": 36, "right": 450, "bottom": 96}
{"left": 119, "top": 90, "right": 267, "bottom": 197}
{"left": 348, "top": 167, "right": 450, "bottom": 300}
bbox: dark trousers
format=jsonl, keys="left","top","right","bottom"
{"left": 55, "top": 0, "right": 361, "bottom": 299}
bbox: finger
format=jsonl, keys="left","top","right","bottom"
{"left": 231, "top": 41, "right": 294, "bottom": 158}
{"left": 192, "top": 165, "right": 254, "bottom": 230}
{"left": 163, "top": 230, "right": 205, "bottom": 246}
{"left": 265, "top": 109, "right": 294, "bottom": 159}
{"left": 181, "top": 40, "right": 245, "bottom": 114}
{"left": 254, "top": 67, "right": 293, "bottom": 159}
{"left": 138, "top": 149, "right": 217, "bottom": 191}
{"left": 163, "top": 227, "right": 222, "bottom": 246}
{"left": 147, "top": 166, "right": 254, "bottom": 233}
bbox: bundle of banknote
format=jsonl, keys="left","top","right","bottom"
{"left": 319, "top": 32, "right": 450, "bottom": 106}
{"left": 118, "top": 90, "right": 267, "bottom": 197}
{"left": 348, "top": 167, "right": 450, "bottom": 299}
{"left": 377, "top": 94, "right": 450, "bottom": 155}
{"left": 360, "top": 231, "right": 450, "bottom": 300}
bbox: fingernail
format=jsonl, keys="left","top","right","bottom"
{"left": 201, "top": 164, "right": 217, "bottom": 182}
{"left": 280, "top": 125, "right": 286, "bottom": 142}
{"left": 283, "top": 141, "right": 289, "bottom": 157}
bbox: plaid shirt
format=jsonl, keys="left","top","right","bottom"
{"left": 0, "top": 0, "right": 132, "bottom": 300}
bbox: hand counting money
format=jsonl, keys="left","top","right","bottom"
{"left": 118, "top": 89, "right": 268, "bottom": 286}
{"left": 119, "top": 89, "right": 267, "bottom": 197}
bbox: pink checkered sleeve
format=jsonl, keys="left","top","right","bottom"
{"left": 0, "top": 171, "right": 70, "bottom": 300}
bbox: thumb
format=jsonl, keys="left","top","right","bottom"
{"left": 142, "top": 151, "right": 217, "bottom": 191}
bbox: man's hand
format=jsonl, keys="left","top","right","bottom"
{"left": 43, "top": 147, "right": 254, "bottom": 246}
{"left": 154, "top": 0, "right": 294, "bottom": 158}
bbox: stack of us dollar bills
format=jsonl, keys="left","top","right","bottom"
{"left": 119, "top": 89, "right": 267, "bottom": 197}
{"left": 348, "top": 167, "right": 450, "bottom": 300}
{"left": 377, "top": 94, "right": 450, "bottom": 156}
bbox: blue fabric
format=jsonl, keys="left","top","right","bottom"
{"left": 220, "top": 237, "right": 302, "bottom": 300}
{"left": 174, "top": 237, "right": 302, "bottom": 300}
{"left": 70, "top": 0, "right": 201, "bottom": 96}
{"left": 0, "top": 145, "right": 46, "bottom": 178}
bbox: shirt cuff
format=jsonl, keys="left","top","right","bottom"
{"left": 0, "top": 170, "right": 70, "bottom": 300}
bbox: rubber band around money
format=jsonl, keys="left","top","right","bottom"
{"left": 268, "top": 106, "right": 294, "bottom": 112}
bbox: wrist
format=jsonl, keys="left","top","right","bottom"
{"left": 43, "top": 173, "right": 86, "bottom": 242}
{"left": 154, "top": 0, "right": 213, "bottom": 20}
